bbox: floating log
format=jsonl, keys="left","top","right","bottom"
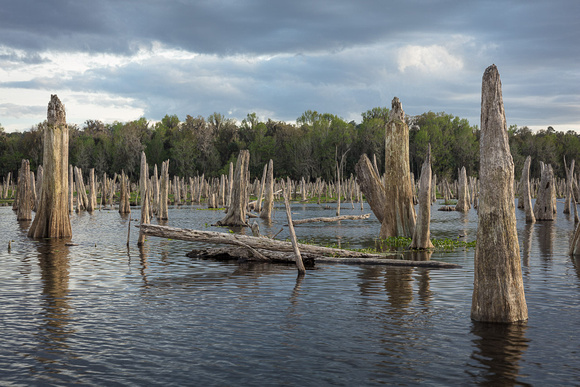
{"left": 139, "top": 224, "right": 461, "bottom": 268}
{"left": 292, "top": 214, "right": 371, "bottom": 225}
{"left": 186, "top": 247, "right": 460, "bottom": 268}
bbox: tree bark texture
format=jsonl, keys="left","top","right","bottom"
{"left": 355, "top": 154, "right": 387, "bottom": 224}
{"left": 158, "top": 160, "right": 169, "bottom": 220}
{"left": 521, "top": 155, "right": 535, "bottom": 223}
{"left": 119, "top": 171, "right": 131, "bottom": 214}
{"left": 382, "top": 97, "right": 416, "bottom": 238}
{"left": 292, "top": 214, "right": 371, "bottom": 225}
{"left": 28, "top": 95, "right": 72, "bottom": 238}
{"left": 455, "top": 166, "right": 470, "bottom": 212}
{"left": 217, "top": 150, "right": 250, "bottom": 227}
{"left": 533, "top": 164, "right": 555, "bottom": 221}
{"left": 17, "top": 159, "right": 32, "bottom": 221}
{"left": 410, "top": 145, "right": 434, "bottom": 249}
{"left": 282, "top": 178, "right": 306, "bottom": 274}
{"left": 564, "top": 157, "right": 575, "bottom": 214}
{"left": 471, "top": 65, "right": 527, "bottom": 323}
{"left": 260, "top": 159, "right": 274, "bottom": 220}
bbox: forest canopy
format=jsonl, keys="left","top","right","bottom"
{"left": 1, "top": 110, "right": 578, "bottom": 183}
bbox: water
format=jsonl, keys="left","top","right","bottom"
{"left": 1, "top": 200, "right": 579, "bottom": 386}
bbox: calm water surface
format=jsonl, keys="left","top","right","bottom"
{"left": 0, "top": 200, "right": 579, "bottom": 386}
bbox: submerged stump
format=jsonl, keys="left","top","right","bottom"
{"left": 28, "top": 95, "right": 72, "bottom": 238}
{"left": 410, "top": 145, "right": 434, "bottom": 249}
{"left": 216, "top": 150, "right": 250, "bottom": 227}
{"left": 471, "top": 65, "right": 527, "bottom": 323}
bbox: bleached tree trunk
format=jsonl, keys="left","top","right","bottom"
{"left": 410, "top": 145, "right": 434, "bottom": 249}
{"left": 260, "top": 159, "right": 274, "bottom": 220}
{"left": 138, "top": 185, "right": 150, "bottom": 246}
{"left": 471, "top": 65, "right": 527, "bottom": 323}
{"left": 34, "top": 165, "right": 43, "bottom": 212}
{"left": 226, "top": 162, "right": 234, "bottom": 208}
{"left": 158, "top": 160, "right": 169, "bottom": 220}
{"left": 455, "top": 166, "right": 470, "bottom": 212}
{"left": 217, "top": 150, "right": 250, "bottom": 227}
{"left": 522, "top": 155, "right": 536, "bottom": 223}
{"left": 381, "top": 97, "right": 416, "bottom": 238}
{"left": 564, "top": 157, "right": 575, "bottom": 214}
{"left": 533, "top": 164, "right": 555, "bottom": 221}
{"left": 17, "top": 159, "right": 32, "bottom": 221}
{"left": 152, "top": 164, "right": 159, "bottom": 214}
{"left": 282, "top": 177, "right": 306, "bottom": 275}
{"left": 118, "top": 171, "right": 131, "bottom": 214}
{"left": 355, "top": 154, "right": 387, "bottom": 224}
{"left": 28, "top": 95, "right": 72, "bottom": 238}
{"left": 256, "top": 163, "right": 268, "bottom": 213}
{"left": 87, "top": 168, "right": 96, "bottom": 213}
{"left": 68, "top": 165, "right": 74, "bottom": 214}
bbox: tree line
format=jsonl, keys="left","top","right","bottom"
{"left": 1, "top": 109, "right": 579, "bottom": 182}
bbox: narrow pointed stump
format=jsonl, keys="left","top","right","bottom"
{"left": 382, "top": 97, "right": 416, "bottom": 238}
{"left": 282, "top": 178, "right": 306, "bottom": 275}
{"left": 455, "top": 166, "right": 470, "bottom": 212}
{"left": 256, "top": 163, "right": 268, "bottom": 213}
{"left": 471, "top": 65, "right": 527, "bottom": 323}
{"left": 521, "top": 156, "right": 535, "bottom": 223}
{"left": 28, "top": 95, "right": 72, "bottom": 238}
{"left": 17, "top": 159, "right": 33, "bottom": 221}
{"left": 260, "top": 159, "right": 274, "bottom": 220}
{"left": 410, "top": 145, "right": 434, "bottom": 249}
{"left": 157, "top": 161, "right": 169, "bottom": 220}
{"left": 564, "top": 157, "right": 575, "bottom": 214}
{"left": 216, "top": 150, "right": 250, "bottom": 227}
{"left": 87, "top": 168, "right": 96, "bottom": 213}
{"left": 68, "top": 165, "right": 74, "bottom": 214}
{"left": 138, "top": 187, "right": 151, "bottom": 246}
{"left": 119, "top": 171, "right": 131, "bottom": 214}
{"left": 533, "top": 164, "right": 555, "bottom": 221}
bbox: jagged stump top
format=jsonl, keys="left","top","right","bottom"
{"left": 48, "top": 94, "right": 66, "bottom": 126}
{"left": 389, "top": 97, "right": 405, "bottom": 123}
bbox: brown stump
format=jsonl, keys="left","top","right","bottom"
{"left": 471, "top": 65, "right": 527, "bottom": 323}
{"left": 410, "top": 145, "right": 434, "bottom": 249}
{"left": 382, "top": 97, "right": 416, "bottom": 238}
{"left": 119, "top": 171, "right": 131, "bottom": 214}
{"left": 28, "top": 95, "right": 72, "bottom": 238}
{"left": 216, "top": 150, "right": 250, "bottom": 227}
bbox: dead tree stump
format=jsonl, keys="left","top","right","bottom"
{"left": 16, "top": 159, "right": 32, "bottom": 221}
{"left": 471, "top": 65, "right": 527, "bottom": 323}
{"left": 455, "top": 166, "right": 470, "bottom": 212}
{"left": 28, "top": 95, "right": 72, "bottom": 238}
{"left": 119, "top": 171, "right": 131, "bottom": 214}
{"left": 521, "top": 155, "right": 535, "bottom": 223}
{"left": 410, "top": 145, "right": 434, "bottom": 249}
{"left": 533, "top": 164, "right": 555, "bottom": 221}
{"left": 260, "top": 159, "right": 274, "bottom": 220}
{"left": 564, "top": 157, "right": 575, "bottom": 214}
{"left": 158, "top": 160, "right": 169, "bottom": 220}
{"left": 216, "top": 150, "right": 250, "bottom": 227}
{"left": 355, "top": 154, "right": 387, "bottom": 224}
{"left": 382, "top": 97, "right": 416, "bottom": 238}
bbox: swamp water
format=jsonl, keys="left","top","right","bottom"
{"left": 0, "top": 201, "right": 579, "bottom": 385}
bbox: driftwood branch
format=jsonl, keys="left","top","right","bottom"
{"left": 292, "top": 214, "right": 371, "bottom": 225}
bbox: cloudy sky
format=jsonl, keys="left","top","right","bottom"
{"left": 1, "top": 0, "right": 578, "bottom": 133}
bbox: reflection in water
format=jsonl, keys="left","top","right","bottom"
{"left": 384, "top": 267, "right": 414, "bottom": 309}
{"left": 138, "top": 244, "right": 150, "bottom": 288}
{"left": 521, "top": 223, "right": 534, "bottom": 269}
{"left": 537, "top": 221, "right": 555, "bottom": 266}
{"left": 468, "top": 322, "right": 529, "bottom": 386}
{"left": 416, "top": 269, "right": 432, "bottom": 305}
{"left": 408, "top": 249, "right": 433, "bottom": 262}
{"left": 35, "top": 239, "right": 75, "bottom": 364}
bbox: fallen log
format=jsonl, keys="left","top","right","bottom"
{"left": 187, "top": 247, "right": 461, "bottom": 268}
{"left": 139, "top": 224, "right": 461, "bottom": 268}
{"left": 292, "top": 213, "right": 371, "bottom": 225}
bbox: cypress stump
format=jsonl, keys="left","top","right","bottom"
{"left": 217, "top": 150, "right": 250, "bottom": 227}
{"left": 471, "top": 65, "right": 527, "bottom": 323}
{"left": 381, "top": 97, "right": 416, "bottom": 238}
{"left": 28, "top": 95, "right": 72, "bottom": 238}
{"left": 410, "top": 145, "right": 434, "bottom": 249}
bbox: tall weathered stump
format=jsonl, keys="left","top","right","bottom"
{"left": 28, "top": 95, "right": 72, "bottom": 238}
{"left": 410, "top": 145, "right": 434, "bottom": 249}
{"left": 381, "top": 97, "right": 416, "bottom": 238}
{"left": 471, "top": 65, "right": 527, "bottom": 323}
